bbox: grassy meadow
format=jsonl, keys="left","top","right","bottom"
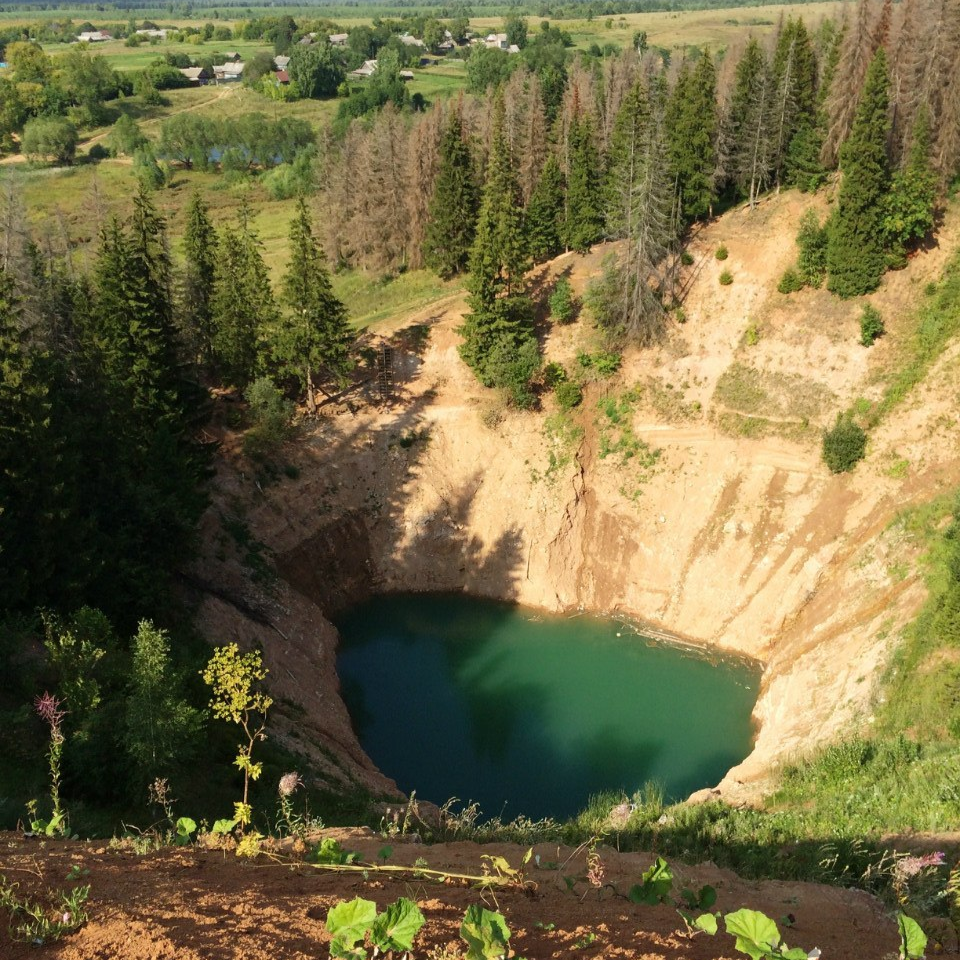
{"left": 0, "top": 0, "right": 851, "bottom": 337}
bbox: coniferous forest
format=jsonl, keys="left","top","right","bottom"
{"left": 0, "top": 0, "right": 959, "bottom": 835}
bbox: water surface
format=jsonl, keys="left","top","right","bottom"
{"left": 336, "top": 593, "right": 758, "bottom": 821}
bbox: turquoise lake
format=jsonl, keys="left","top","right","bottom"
{"left": 335, "top": 593, "right": 759, "bottom": 821}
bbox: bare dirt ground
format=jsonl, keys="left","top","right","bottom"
{"left": 0, "top": 829, "right": 904, "bottom": 960}
{"left": 191, "top": 189, "right": 960, "bottom": 804}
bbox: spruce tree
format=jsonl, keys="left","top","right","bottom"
{"left": 0, "top": 265, "right": 52, "bottom": 609}
{"left": 526, "top": 154, "right": 566, "bottom": 262}
{"left": 666, "top": 53, "right": 718, "bottom": 221}
{"left": 459, "top": 99, "right": 536, "bottom": 387}
{"left": 274, "top": 199, "right": 353, "bottom": 414}
{"left": 883, "top": 107, "right": 937, "bottom": 259}
{"left": 826, "top": 48, "right": 891, "bottom": 297}
{"left": 591, "top": 95, "right": 679, "bottom": 346}
{"left": 726, "top": 38, "right": 776, "bottom": 206}
{"left": 771, "top": 17, "right": 818, "bottom": 186}
{"left": 211, "top": 201, "right": 278, "bottom": 388}
{"left": 180, "top": 190, "right": 218, "bottom": 371}
{"left": 605, "top": 78, "right": 651, "bottom": 239}
{"left": 422, "top": 112, "right": 479, "bottom": 279}
{"left": 564, "top": 113, "right": 604, "bottom": 253}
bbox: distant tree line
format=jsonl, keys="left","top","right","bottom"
{"left": 320, "top": 0, "right": 957, "bottom": 399}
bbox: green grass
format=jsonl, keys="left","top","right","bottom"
{"left": 865, "top": 250, "right": 960, "bottom": 427}
{"left": 332, "top": 269, "right": 462, "bottom": 332}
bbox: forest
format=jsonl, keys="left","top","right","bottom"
{"left": 0, "top": 0, "right": 959, "bottom": 831}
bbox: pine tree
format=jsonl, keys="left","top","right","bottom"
{"left": 563, "top": 113, "right": 604, "bottom": 253}
{"left": 0, "top": 265, "right": 53, "bottom": 609}
{"left": 211, "top": 201, "right": 278, "bottom": 388}
{"left": 822, "top": 0, "right": 886, "bottom": 167}
{"left": 826, "top": 48, "right": 891, "bottom": 297}
{"left": 274, "top": 199, "right": 353, "bottom": 414}
{"left": 180, "top": 190, "right": 218, "bottom": 371}
{"left": 884, "top": 107, "right": 937, "bottom": 258}
{"left": 590, "top": 93, "right": 679, "bottom": 346}
{"left": 422, "top": 112, "right": 480, "bottom": 279}
{"left": 725, "top": 39, "right": 776, "bottom": 206}
{"left": 666, "top": 52, "right": 718, "bottom": 221}
{"left": 605, "top": 78, "right": 650, "bottom": 239}
{"left": 771, "top": 17, "right": 819, "bottom": 186}
{"left": 525, "top": 153, "right": 566, "bottom": 263}
{"left": 459, "top": 99, "right": 536, "bottom": 387}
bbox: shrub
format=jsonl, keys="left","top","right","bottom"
{"left": 549, "top": 276, "right": 576, "bottom": 324}
{"left": 576, "top": 350, "right": 622, "bottom": 379}
{"left": 485, "top": 336, "right": 542, "bottom": 409}
{"left": 778, "top": 266, "right": 804, "bottom": 294}
{"left": 555, "top": 380, "right": 583, "bottom": 411}
{"left": 243, "top": 377, "right": 294, "bottom": 458}
{"left": 22, "top": 116, "right": 78, "bottom": 165}
{"left": 719, "top": 269, "right": 733, "bottom": 286}
{"left": 542, "top": 361, "right": 567, "bottom": 388}
{"left": 822, "top": 414, "right": 867, "bottom": 473}
{"left": 859, "top": 304, "right": 885, "bottom": 346}
{"left": 796, "top": 209, "right": 828, "bottom": 287}
{"left": 680, "top": 250, "right": 695, "bottom": 266}
{"left": 715, "top": 244, "right": 729, "bottom": 261}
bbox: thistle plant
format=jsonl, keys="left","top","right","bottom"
{"left": 201, "top": 643, "right": 272, "bottom": 831}
{"left": 33, "top": 692, "right": 67, "bottom": 836}
{"left": 276, "top": 771, "right": 304, "bottom": 839}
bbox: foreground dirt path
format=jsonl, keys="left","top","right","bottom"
{"left": 0, "top": 830, "right": 904, "bottom": 959}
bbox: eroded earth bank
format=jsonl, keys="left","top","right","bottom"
{"left": 187, "top": 192, "right": 960, "bottom": 805}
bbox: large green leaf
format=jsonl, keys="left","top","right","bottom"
{"left": 211, "top": 818, "right": 237, "bottom": 836}
{"left": 460, "top": 904, "right": 511, "bottom": 960}
{"left": 326, "top": 897, "right": 377, "bottom": 958}
{"left": 628, "top": 856, "right": 674, "bottom": 905}
{"left": 312, "top": 837, "right": 361, "bottom": 865}
{"left": 174, "top": 817, "right": 197, "bottom": 846}
{"left": 370, "top": 898, "right": 425, "bottom": 952}
{"left": 898, "top": 914, "right": 927, "bottom": 960}
{"left": 724, "top": 908, "right": 781, "bottom": 960}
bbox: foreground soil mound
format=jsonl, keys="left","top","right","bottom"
{"left": 0, "top": 830, "right": 899, "bottom": 959}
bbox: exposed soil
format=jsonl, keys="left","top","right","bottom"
{"left": 0, "top": 830, "right": 907, "bottom": 960}
{"left": 188, "top": 189, "right": 960, "bottom": 805}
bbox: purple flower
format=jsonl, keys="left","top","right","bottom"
{"left": 895, "top": 852, "right": 947, "bottom": 880}
{"left": 34, "top": 692, "right": 65, "bottom": 727}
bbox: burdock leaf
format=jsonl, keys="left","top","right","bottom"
{"left": 327, "top": 897, "right": 377, "bottom": 954}
{"left": 898, "top": 914, "right": 927, "bottom": 960}
{"left": 370, "top": 897, "right": 425, "bottom": 951}
{"left": 461, "top": 904, "right": 511, "bottom": 959}
{"left": 724, "top": 908, "right": 781, "bottom": 960}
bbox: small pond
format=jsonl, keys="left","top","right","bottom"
{"left": 335, "top": 593, "right": 759, "bottom": 821}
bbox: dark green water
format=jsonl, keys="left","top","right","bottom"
{"left": 335, "top": 593, "right": 759, "bottom": 821}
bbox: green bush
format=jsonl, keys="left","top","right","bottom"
{"left": 680, "top": 250, "right": 695, "bottom": 266}
{"left": 485, "top": 336, "right": 542, "bottom": 409}
{"left": 542, "top": 362, "right": 567, "bottom": 388}
{"left": 549, "top": 276, "right": 576, "bottom": 324}
{"left": 576, "top": 350, "right": 622, "bottom": 379}
{"left": 715, "top": 244, "right": 729, "bottom": 261}
{"left": 243, "top": 377, "right": 294, "bottom": 458}
{"left": 777, "top": 266, "right": 804, "bottom": 294}
{"left": 554, "top": 380, "right": 583, "bottom": 411}
{"left": 719, "top": 269, "right": 733, "bottom": 286}
{"left": 859, "top": 304, "right": 885, "bottom": 346}
{"left": 22, "top": 116, "right": 78, "bottom": 165}
{"left": 796, "top": 209, "right": 828, "bottom": 288}
{"left": 822, "top": 414, "right": 867, "bottom": 473}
